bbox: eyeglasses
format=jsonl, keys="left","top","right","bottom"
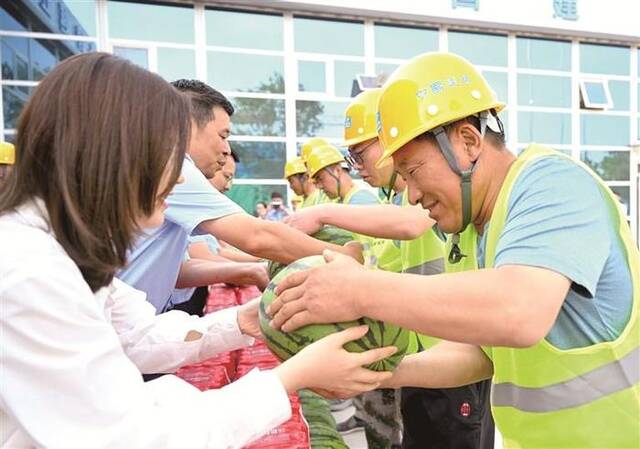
{"left": 346, "top": 140, "right": 376, "bottom": 168}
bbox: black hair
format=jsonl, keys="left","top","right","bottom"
{"left": 171, "top": 79, "right": 234, "bottom": 128}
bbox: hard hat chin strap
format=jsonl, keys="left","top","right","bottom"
{"left": 324, "top": 166, "right": 342, "bottom": 199}
{"left": 432, "top": 115, "right": 484, "bottom": 264}
{"left": 382, "top": 171, "right": 399, "bottom": 202}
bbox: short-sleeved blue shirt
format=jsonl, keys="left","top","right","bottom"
{"left": 118, "top": 156, "right": 243, "bottom": 313}
{"left": 344, "top": 186, "right": 380, "bottom": 206}
{"left": 477, "top": 156, "right": 632, "bottom": 349}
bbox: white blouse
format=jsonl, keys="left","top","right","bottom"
{"left": 0, "top": 200, "right": 291, "bottom": 448}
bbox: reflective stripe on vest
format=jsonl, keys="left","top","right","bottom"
{"left": 399, "top": 190, "right": 445, "bottom": 273}
{"left": 492, "top": 346, "right": 640, "bottom": 413}
{"left": 404, "top": 258, "right": 444, "bottom": 276}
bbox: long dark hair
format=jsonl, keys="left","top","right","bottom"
{"left": 0, "top": 52, "right": 191, "bottom": 292}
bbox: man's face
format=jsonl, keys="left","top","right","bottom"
{"left": 287, "top": 174, "right": 306, "bottom": 196}
{"left": 393, "top": 138, "right": 464, "bottom": 233}
{"left": 348, "top": 138, "right": 393, "bottom": 188}
{"left": 210, "top": 155, "right": 236, "bottom": 193}
{"left": 313, "top": 165, "right": 340, "bottom": 199}
{"left": 189, "top": 106, "right": 231, "bottom": 179}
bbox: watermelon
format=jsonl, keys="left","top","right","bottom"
{"left": 259, "top": 255, "right": 410, "bottom": 372}
{"left": 267, "top": 226, "right": 355, "bottom": 279}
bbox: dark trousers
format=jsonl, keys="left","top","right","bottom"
{"left": 169, "top": 286, "right": 209, "bottom": 317}
{"left": 401, "top": 379, "right": 494, "bottom": 449}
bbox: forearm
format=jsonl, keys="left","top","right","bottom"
{"left": 108, "top": 279, "right": 253, "bottom": 373}
{"left": 386, "top": 341, "right": 493, "bottom": 389}
{"left": 176, "top": 259, "right": 261, "bottom": 288}
{"left": 317, "top": 204, "right": 433, "bottom": 240}
{"left": 355, "top": 265, "right": 565, "bottom": 347}
{"left": 188, "top": 242, "right": 229, "bottom": 262}
{"left": 218, "top": 247, "right": 263, "bottom": 263}
{"left": 256, "top": 221, "right": 359, "bottom": 264}
{"left": 201, "top": 214, "right": 362, "bottom": 264}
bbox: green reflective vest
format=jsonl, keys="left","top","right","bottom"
{"left": 374, "top": 194, "right": 403, "bottom": 273}
{"left": 454, "top": 144, "right": 640, "bottom": 449}
{"left": 301, "top": 188, "right": 331, "bottom": 209}
{"left": 398, "top": 190, "right": 446, "bottom": 352}
{"left": 342, "top": 186, "right": 383, "bottom": 269}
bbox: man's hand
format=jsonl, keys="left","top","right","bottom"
{"left": 267, "top": 250, "right": 367, "bottom": 332}
{"left": 283, "top": 206, "right": 326, "bottom": 235}
{"left": 237, "top": 296, "right": 262, "bottom": 339}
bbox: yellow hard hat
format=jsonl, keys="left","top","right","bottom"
{"left": 376, "top": 52, "right": 505, "bottom": 165}
{"left": 306, "top": 144, "right": 345, "bottom": 178}
{"left": 284, "top": 157, "right": 307, "bottom": 179}
{"left": 0, "top": 142, "right": 15, "bottom": 165}
{"left": 300, "top": 137, "right": 330, "bottom": 162}
{"left": 343, "top": 88, "right": 381, "bottom": 148}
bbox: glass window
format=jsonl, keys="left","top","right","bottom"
{"left": 294, "top": 17, "right": 364, "bottom": 56}
{"left": 3, "top": 85, "right": 33, "bottom": 129}
{"left": 608, "top": 80, "right": 629, "bottom": 111}
{"left": 374, "top": 24, "right": 438, "bottom": 59}
{"left": 108, "top": 1, "right": 194, "bottom": 44}
{"left": 230, "top": 98, "right": 285, "bottom": 137}
{"left": 232, "top": 141, "right": 286, "bottom": 179}
{"left": 1, "top": 5, "right": 27, "bottom": 32}
{"left": 516, "top": 37, "right": 571, "bottom": 71}
{"left": 335, "top": 61, "right": 365, "bottom": 97}
{"left": 227, "top": 184, "right": 287, "bottom": 215}
{"left": 610, "top": 186, "right": 630, "bottom": 216}
{"left": 580, "top": 114, "right": 629, "bottom": 146}
{"left": 448, "top": 31, "right": 508, "bottom": 66}
{"left": 580, "top": 43, "right": 629, "bottom": 76}
{"left": 482, "top": 71, "right": 508, "bottom": 104}
{"left": 579, "top": 80, "right": 612, "bottom": 109}
{"left": 1, "top": 2, "right": 96, "bottom": 36}
{"left": 580, "top": 115, "right": 629, "bottom": 146}
{"left": 157, "top": 48, "right": 195, "bottom": 82}
{"left": 517, "top": 74, "right": 571, "bottom": 108}
{"left": 1, "top": 37, "right": 94, "bottom": 81}
{"left": 298, "top": 60, "right": 325, "bottom": 92}
{"left": 580, "top": 151, "right": 630, "bottom": 181}
{"left": 208, "top": 52, "right": 284, "bottom": 93}
{"left": 296, "top": 100, "right": 349, "bottom": 138}
{"left": 375, "top": 63, "right": 400, "bottom": 80}
{"left": 3, "top": 133, "right": 15, "bottom": 144}
{"left": 206, "top": 9, "right": 282, "bottom": 50}
{"left": 517, "top": 112, "right": 571, "bottom": 144}
{"left": 113, "top": 46, "right": 148, "bottom": 69}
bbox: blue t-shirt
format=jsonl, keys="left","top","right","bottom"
{"left": 477, "top": 156, "right": 632, "bottom": 349}
{"left": 344, "top": 187, "right": 380, "bottom": 206}
{"left": 189, "top": 234, "right": 220, "bottom": 255}
{"left": 118, "top": 156, "right": 243, "bottom": 313}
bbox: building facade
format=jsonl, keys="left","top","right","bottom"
{"left": 1, "top": 0, "right": 638, "bottom": 241}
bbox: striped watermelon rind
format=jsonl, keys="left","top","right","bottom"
{"left": 259, "top": 255, "right": 409, "bottom": 372}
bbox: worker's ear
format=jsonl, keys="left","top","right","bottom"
{"left": 453, "top": 121, "right": 483, "bottom": 165}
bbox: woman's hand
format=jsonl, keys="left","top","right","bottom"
{"left": 274, "top": 325, "right": 396, "bottom": 396}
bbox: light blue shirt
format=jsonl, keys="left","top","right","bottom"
{"left": 477, "top": 155, "right": 632, "bottom": 349}
{"left": 189, "top": 234, "right": 220, "bottom": 255}
{"left": 118, "top": 156, "right": 242, "bottom": 313}
{"left": 344, "top": 187, "right": 380, "bottom": 206}
{"left": 166, "top": 234, "right": 222, "bottom": 308}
